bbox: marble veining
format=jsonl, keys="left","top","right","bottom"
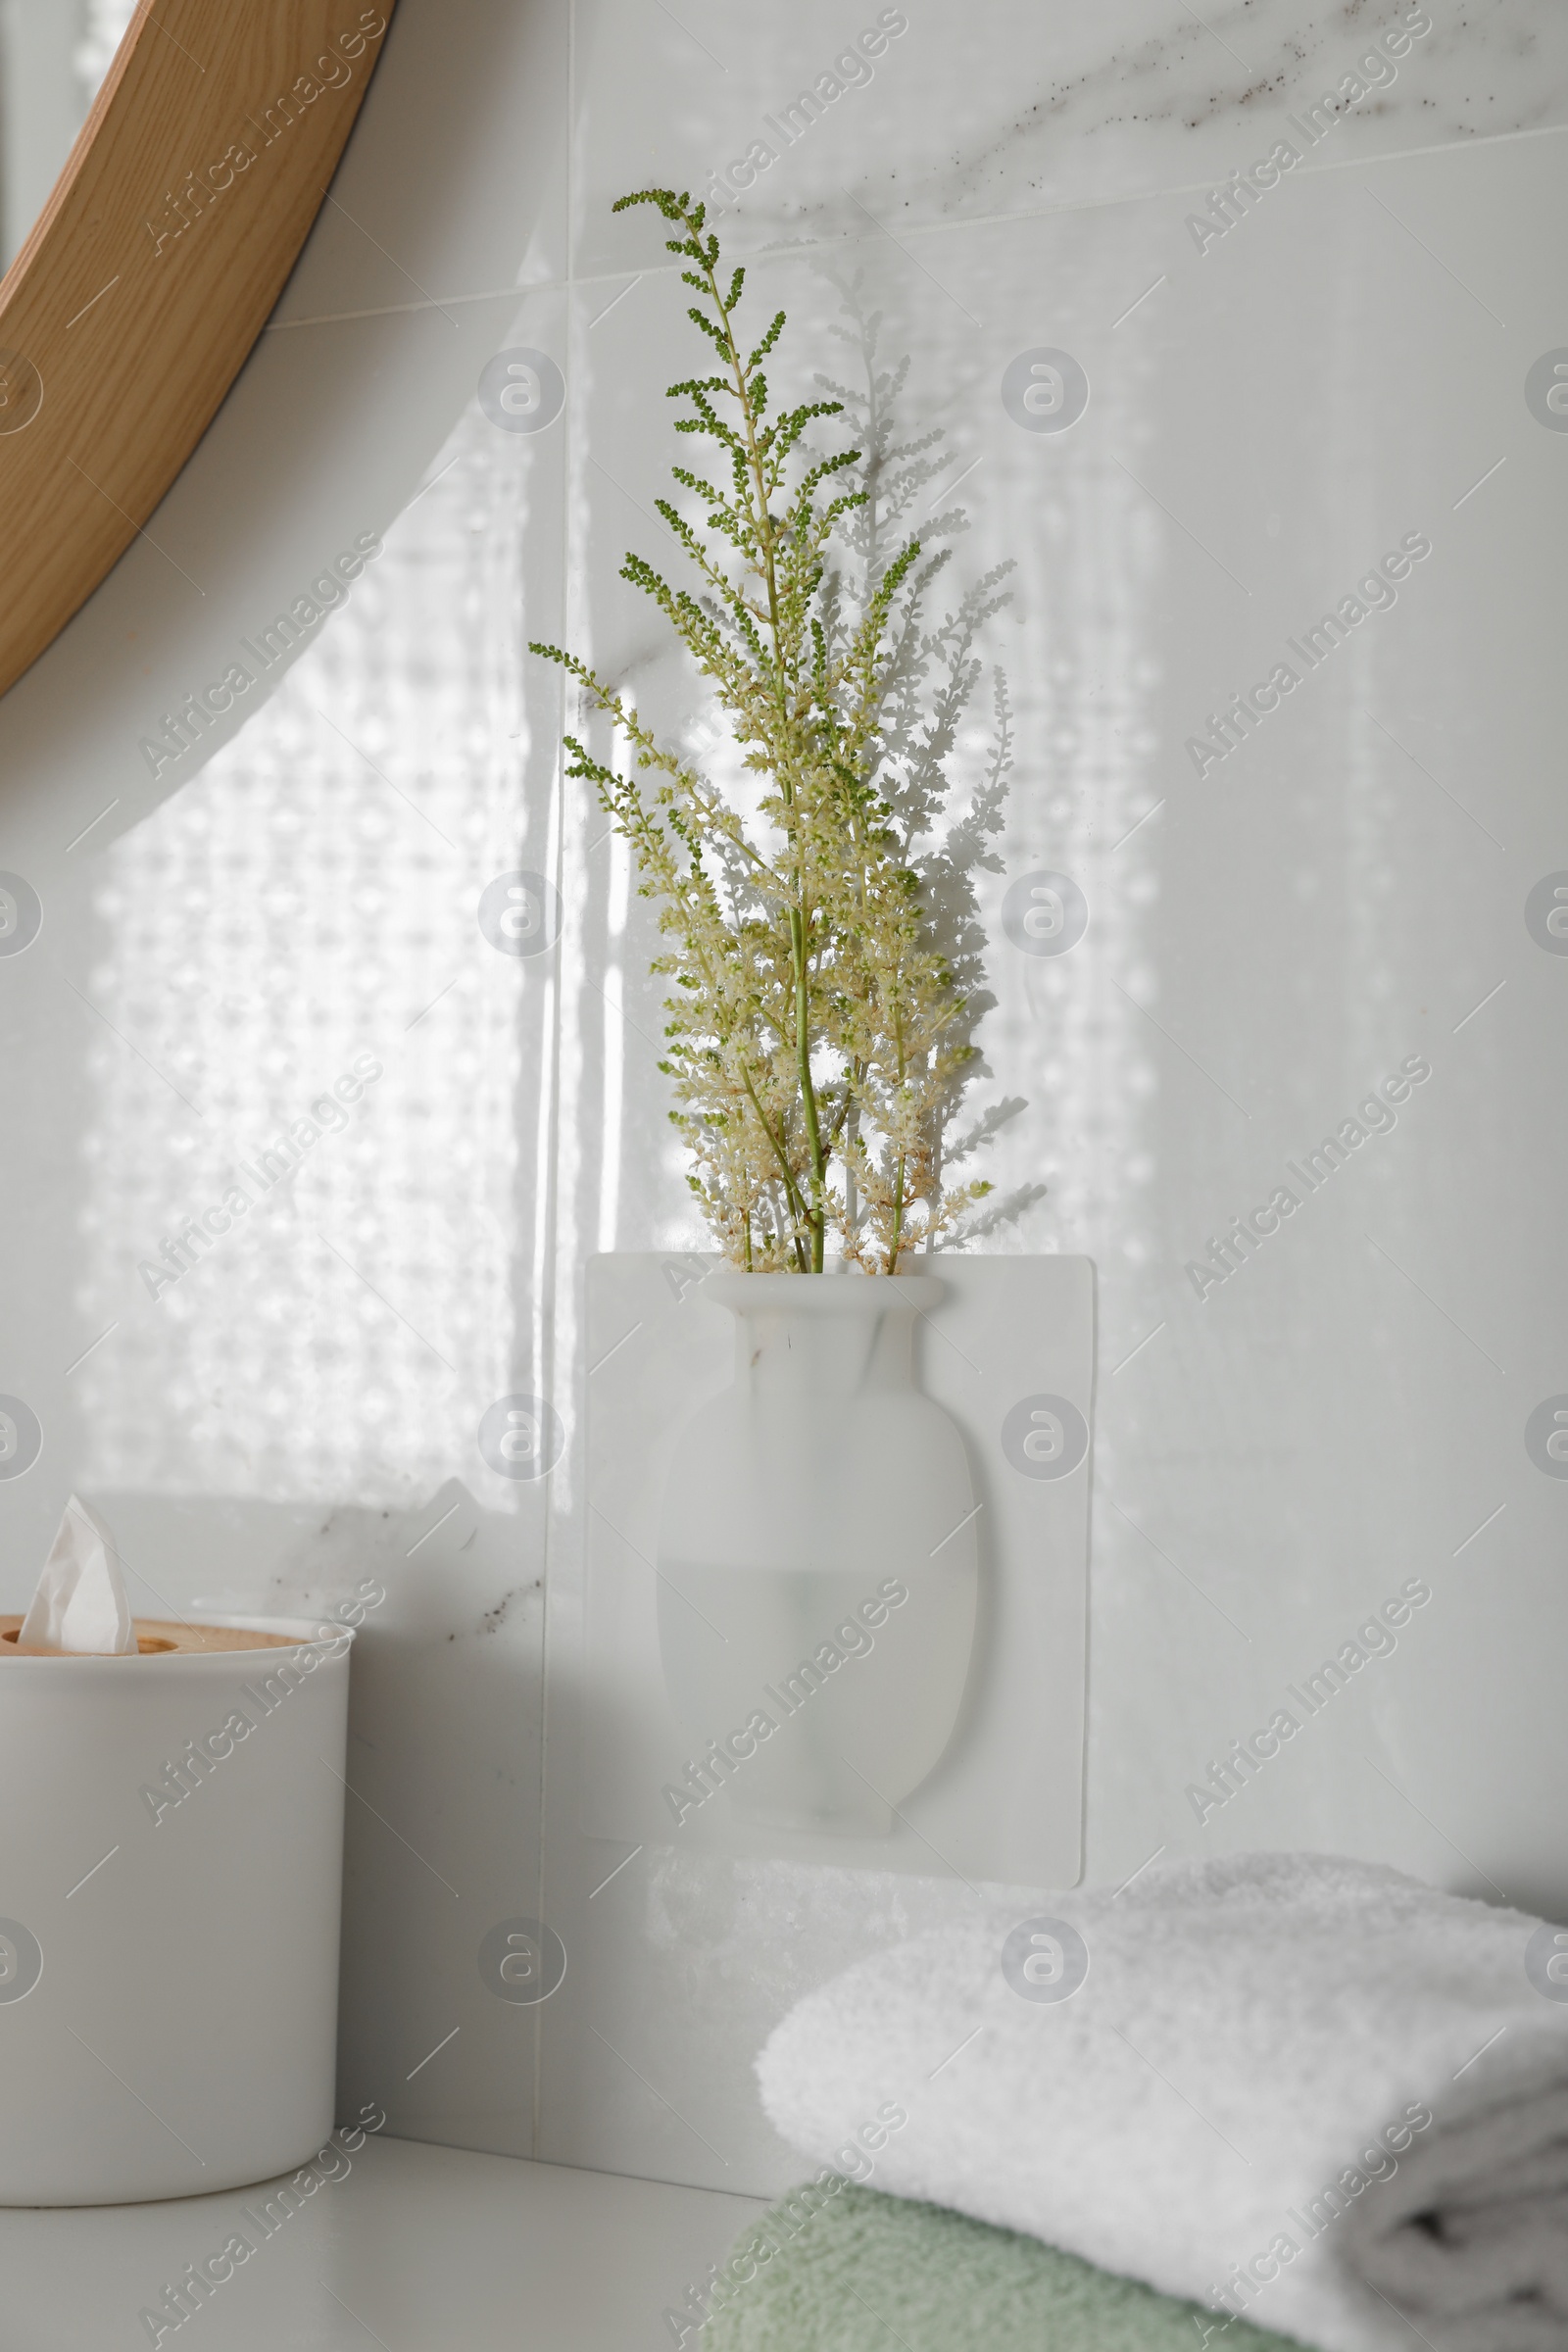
{"left": 924, "top": 0, "right": 1568, "bottom": 213}
{"left": 582, "top": 0, "right": 1568, "bottom": 260}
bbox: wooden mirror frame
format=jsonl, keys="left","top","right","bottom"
{"left": 0, "top": 0, "right": 398, "bottom": 701}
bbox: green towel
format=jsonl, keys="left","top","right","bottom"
{"left": 696, "top": 2180, "right": 1301, "bottom": 2351}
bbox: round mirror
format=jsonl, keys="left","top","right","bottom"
{"left": 0, "top": 0, "right": 395, "bottom": 700}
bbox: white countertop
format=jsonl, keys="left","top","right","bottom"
{"left": 0, "top": 2135, "right": 765, "bottom": 2349}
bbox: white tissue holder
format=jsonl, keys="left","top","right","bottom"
{"left": 0, "top": 1615, "right": 352, "bottom": 2205}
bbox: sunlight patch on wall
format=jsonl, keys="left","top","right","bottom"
{"left": 76, "top": 414, "right": 540, "bottom": 1504}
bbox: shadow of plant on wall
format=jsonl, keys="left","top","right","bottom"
{"left": 811, "top": 275, "right": 1046, "bottom": 1252}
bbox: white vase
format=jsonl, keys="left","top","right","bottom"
{"left": 656, "top": 1271, "right": 979, "bottom": 1836}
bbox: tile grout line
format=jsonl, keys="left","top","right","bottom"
{"left": 263, "top": 122, "right": 1568, "bottom": 337}
{"left": 528, "top": 0, "right": 583, "bottom": 2175}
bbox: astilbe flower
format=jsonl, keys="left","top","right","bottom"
{"left": 531, "top": 188, "right": 1020, "bottom": 1273}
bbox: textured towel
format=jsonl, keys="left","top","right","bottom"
{"left": 757, "top": 1852, "right": 1568, "bottom": 2352}
{"left": 700, "top": 2180, "right": 1298, "bottom": 2350}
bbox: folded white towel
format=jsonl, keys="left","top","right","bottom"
{"left": 757, "top": 1852, "right": 1568, "bottom": 2352}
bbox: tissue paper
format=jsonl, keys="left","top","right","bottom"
{"left": 19, "top": 1494, "right": 136, "bottom": 1654}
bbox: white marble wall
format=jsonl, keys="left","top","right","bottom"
{"left": 0, "top": 0, "right": 1563, "bottom": 2194}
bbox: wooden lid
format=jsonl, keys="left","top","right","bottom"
{"left": 0, "top": 1615, "right": 304, "bottom": 1657}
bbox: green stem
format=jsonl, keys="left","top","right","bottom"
{"left": 887, "top": 1004, "right": 908, "bottom": 1274}
{"left": 735, "top": 1057, "right": 812, "bottom": 1238}
{"left": 681, "top": 198, "right": 827, "bottom": 1271}
{"left": 790, "top": 906, "right": 827, "bottom": 1269}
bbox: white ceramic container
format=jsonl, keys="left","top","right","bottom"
{"left": 0, "top": 1613, "right": 352, "bottom": 2205}
{"left": 656, "top": 1272, "right": 979, "bottom": 1835}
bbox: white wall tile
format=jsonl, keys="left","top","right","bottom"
{"left": 0, "top": 0, "right": 1561, "bottom": 2205}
